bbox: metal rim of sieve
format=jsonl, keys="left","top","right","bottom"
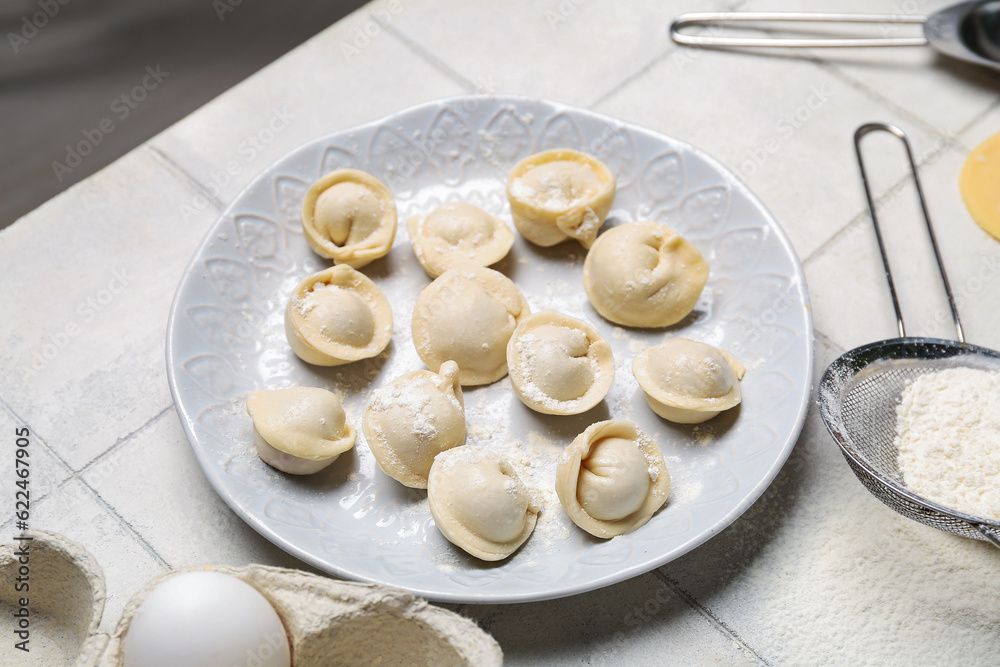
{"left": 816, "top": 122, "right": 1000, "bottom": 549}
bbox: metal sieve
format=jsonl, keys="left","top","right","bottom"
{"left": 817, "top": 122, "right": 1000, "bottom": 548}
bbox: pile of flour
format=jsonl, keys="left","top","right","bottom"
{"left": 895, "top": 367, "right": 1000, "bottom": 519}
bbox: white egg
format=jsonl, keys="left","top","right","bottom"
{"left": 123, "top": 570, "right": 291, "bottom": 667}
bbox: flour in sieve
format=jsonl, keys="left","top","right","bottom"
{"left": 895, "top": 367, "right": 1000, "bottom": 519}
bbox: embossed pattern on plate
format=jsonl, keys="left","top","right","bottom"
{"left": 166, "top": 96, "right": 814, "bottom": 603}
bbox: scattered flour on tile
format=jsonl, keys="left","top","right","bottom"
{"left": 894, "top": 367, "right": 1000, "bottom": 519}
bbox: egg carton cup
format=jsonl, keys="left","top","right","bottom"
{"left": 1, "top": 531, "right": 502, "bottom": 666}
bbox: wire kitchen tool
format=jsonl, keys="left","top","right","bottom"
{"left": 818, "top": 122, "right": 1000, "bottom": 548}
{"left": 671, "top": 1, "right": 1000, "bottom": 72}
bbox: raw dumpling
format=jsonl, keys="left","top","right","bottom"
{"left": 411, "top": 267, "right": 530, "bottom": 385}
{"left": 506, "top": 149, "right": 616, "bottom": 248}
{"left": 363, "top": 361, "right": 466, "bottom": 488}
{"left": 506, "top": 311, "right": 614, "bottom": 415}
{"left": 428, "top": 447, "right": 539, "bottom": 561}
{"left": 582, "top": 221, "right": 709, "bottom": 328}
{"left": 555, "top": 420, "right": 670, "bottom": 538}
{"left": 632, "top": 338, "right": 745, "bottom": 424}
{"left": 246, "top": 386, "right": 356, "bottom": 475}
{"left": 301, "top": 169, "right": 397, "bottom": 268}
{"left": 407, "top": 202, "right": 514, "bottom": 278}
{"left": 285, "top": 265, "right": 393, "bottom": 366}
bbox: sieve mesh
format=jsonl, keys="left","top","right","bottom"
{"left": 820, "top": 339, "right": 1000, "bottom": 543}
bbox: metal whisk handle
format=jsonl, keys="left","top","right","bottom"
{"left": 670, "top": 12, "right": 929, "bottom": 48}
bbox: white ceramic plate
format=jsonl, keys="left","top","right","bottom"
{"left": 166, "top": 96, "right": 814, "bottom": 603}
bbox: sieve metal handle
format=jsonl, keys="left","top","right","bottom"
{"left": 670, "top": 12, "right": 929, "bottom": 49}
{"left": 854, "top": 123, "right": 965, "bottom": 342}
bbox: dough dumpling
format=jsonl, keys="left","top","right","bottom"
{"left": 507, "top": 149, "right": 616, "bottom": 248}
{"left": 363, "top": 361, "right": 466, "bottom": 489}
{"left": 246, "top": 386, "right": 356, "bottom": 475}
{"left": 555, "top": 420, "right": 670, "bottom": 538}
{"left": 411, "top": 267, "right": 530, "bottom": 385}
{"left": 633, "top": 338, "right": 745, "bottom": 424}
{"left": 583, "top": 221, "right": 708, "bottom": 328}
{"left": 285, "top": 265, "right": 393, "bottom": 366}
{"left": 428, "top": 447, "right": 539, "bottom": 561}
{"left": 407, "top": 202, "right": 514, "bottom": 278}
{"left": 506, "top": 311, "right": 614, "bottom": 415}
{"left": 301, "top": 169, "right": 397, "bottom": 268}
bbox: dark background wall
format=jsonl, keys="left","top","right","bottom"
{"left": 1, "top": 0, "right": 366, "bottom": 229}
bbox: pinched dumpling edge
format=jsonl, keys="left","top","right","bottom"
{"left": 411, "top": 266, "right": 531, "bottom": 386}
{"left": 285, "top": 264, "right": 393, "bottom": 366}
{"left": 362, "top": 361, "right": 466, "bottom": 489}
{"left": 506, "top": 149, "right": 616, "bottom": 248}
{"left": 632, "top": 338, "right": 746, "bottom": 424}
{"left": 556, "top": 420, "right": 670, "bottom": 539}
{"left": 582, "top": 221, "right": 709, "bottom": 328}
{"left": 506, "top": 311, "right": 615, "bottom": 415}
{"left": 407, "top": 202, "right": 515, "bottom": 278}
{"left": 301, "top": 168, "right": 398, "bottom": 268}
{"left": 428, "top": 448, "right": 540, "bottom": 561}
{"left": 246, "top": 386, "right": 356, "bottom": 475}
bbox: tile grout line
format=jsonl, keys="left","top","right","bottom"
{"left": 146, "top": 144, "right": 225, "bottom": 211}
{"left": 76, "top": 404, "right": 175, "bottom": 476}
{"left": 1, "top": 491, "right": 55, "bottom": 534}
{"left": 1, "top": 397, "right": 173, "bottom": 534}
{"left": 79, "top": 475, "right": 172, "bottom": 569}
{"left": 814, "top": 328, "right": 846, "bottom": 356}
{"left": 0, "top": 394, "right": 75, "bottom": 477}
{"left": 801, "top": 123, "right": 973, "bottom": 269}
{"left": 51, "top": 406, "right": 177, "bottom": 569}
{"left": 588, "top": 47, "right": 675, "bottom": 110}
{"left": 379, "top": 22, "right": 478, "bottom": 94}
{"left": 1, "top": 450, "right": 172, "bottom": 570}
{"left": 5, "top": 405, "right": 175, "bottom": 541}
{"left": 587, "top": 0, "right": 780, "bottom": 112}
{"left": 817, "top": 60, "right": 1000, "bottom": 150}
{"left": 811, "top": 60, "right": 946, "bottom": 141}
{"left": 653, "top": 569, "right": 772, "bottom": 667}
{"left": 949, "top": 93, "right": 1000, "bottom": 152}
{"left": 802, "top": 208, "right": 869, "bottom": 267}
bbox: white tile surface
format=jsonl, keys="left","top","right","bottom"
{"left": 384, "top": 0, "right": 722, "bottom": 109}
{"left": 0, "top": 148, "right": 220, "bottom": 471}
{"left": 595, "top": 39, "right": 941, "bottom": 260}
{"left": 462, "top": 572, "right": 761, "bottom": 666}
